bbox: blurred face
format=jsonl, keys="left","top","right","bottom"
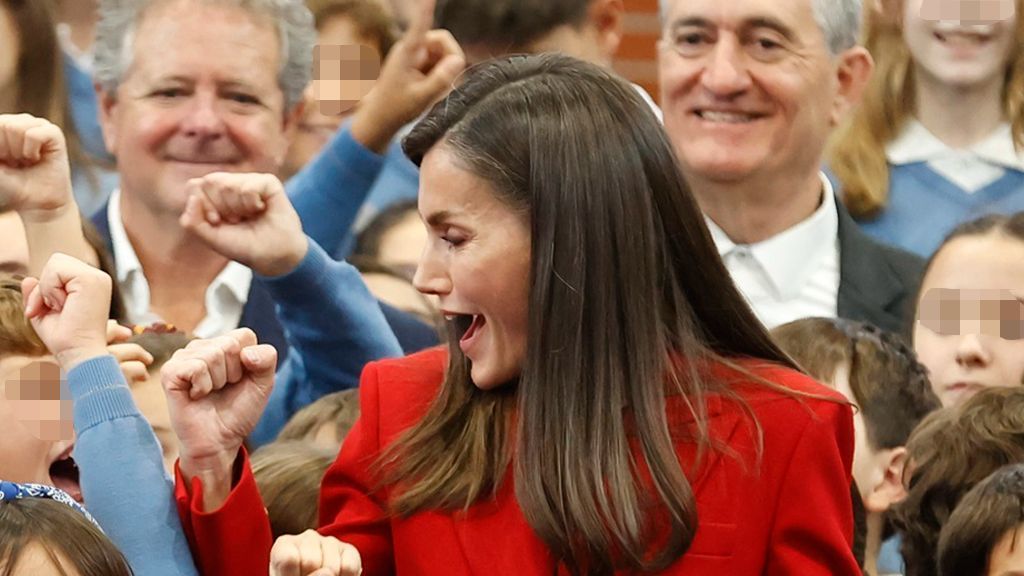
{"left": 913, "top": 234, "right": 1024, "bottom": 407}
{"left": 99, "top": 0, "right": 294, "bottom": 218}
{"left": 283, "top": 13, "right": 380, "bottom": 179}
{"left": 463, "top": 25, "right": 608, "bottom": 67}
{"left": 377, "top": 210, "right": 428, "bottom": 274}
{"left": 902, "top": 0, "right": 1018, "bottom": 92}
{"left": 0, "top": 355, "right": 80, "bottom": 502}
{"left": 413, "top": 146, "right": 530, "bottom": 389}
{"left": 0, "top": 5, "right": 17, "bottom": 102}
{"left": 0, "top": 212, "right": 30, "bottom": 275}
{"left": 989, "top": 524, "right": 1024, "bottom": 575}
{"left": 363, "top": 273, "right": 436, "bottom": 323}
{"left": 4, "top": 542, "right": 82, "bottom": 576}
{"left": 130, "top": 370, "right": 178, "bottom": 475}
{"left": 658, "top": 0, "right": 867, "bottom": 185}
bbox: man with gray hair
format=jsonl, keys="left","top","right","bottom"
{"left": 657, "top": 0, "right": 924, "bottom": 335}
{"left": 90, "top": 0, "right": 315, "bottom": 352}
{"left": 87, "top": 0, "right": 443, "bottom": 359}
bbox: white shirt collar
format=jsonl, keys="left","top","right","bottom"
{"left": 632, "top": 83, "right": 663, "bottom": 123}
{"left": 107, "top": 190, "right": 253, "bottom": 336}
{"left": 886, "top": 120, "right": 1024, "bottom": 171}
{"left": 705, "top": 173, "right": 839, "bottom": 300}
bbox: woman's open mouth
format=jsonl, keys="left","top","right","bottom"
{"left": 447, "top": 313, "right": 486, "bottom": 353}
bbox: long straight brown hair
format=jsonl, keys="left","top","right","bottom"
{"left": 2, "top": 0, "right": 94, "bottom": 185}
{"left": 383, "top": 54, "right": 800, "bottom": 574}
{"left": 828, "top": 0, "right": 1024, "bottom": 218}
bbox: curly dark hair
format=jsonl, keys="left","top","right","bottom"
{"left": 938, "top": 464, "right": 1024, "bottom": 576}
{"left": 892, "top": 388, "right": 1024, "bottom": 576}
{"left": 772, "top": 317, "right": 940, "bottom": 451}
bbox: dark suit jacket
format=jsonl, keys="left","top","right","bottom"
{"left": 176, "top": 348, "right": 861, "bottom": 576}
{"left": 835, "top": 202, "right": 925, "bottom": 337}
{"left": 90, "top": 204, "right": 438, "bottom": 361}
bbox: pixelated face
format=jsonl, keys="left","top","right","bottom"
{"left": 0, "top": 355, "right": 80, "bottom": 501}
{"left": 657, "top": 0, "right": 855, "bottom": 187}
{"left": 413, "top": 147, "right": 531, "bottom": 390}
{"left": 313, "top": 44, "right": 380, "bottom": 116}
{"left": 987, "top": 524, "right": 1024, "bottom": 574}
{"left": 0, "top": 4, "right": 17, "bottom": 95}
{"left": 902, "top": 0, "right": 1018, "bottom": 90}
{"left": 0, "top": 212, "right": 30, "bottom": 275}
{"left": 98, "top": 0, "right": 293, "bottom": 219}
{"left": 282, "top": 13, "right": 380, "bottom": 179}
{"left": 913, "top": 235, "right": 1024, "bottom": 407}
{"left": 130, "top": 370, "right": 178, "bottom": 475}
{"left": 376, "top": 210, "right": 428, "bottom": 276}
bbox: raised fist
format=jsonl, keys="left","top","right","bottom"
{"left": 179, "top": 172, "right": 309, "bottom": 277}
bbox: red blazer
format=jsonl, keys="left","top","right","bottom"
{"left": 176, "top": 348, "right": 860, "bottom": 576}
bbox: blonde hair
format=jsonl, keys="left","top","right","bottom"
{"left": 250, "top": 441, "right": 335, "bottom": 538}
{"left": 276, "top": 389, "right": 360, "bottom": 445}
{"left": 828, "top": 0, "right": 1024, "bottom": 218}
{"left": 0, "top": 275, "right": 47, "bottom": 359}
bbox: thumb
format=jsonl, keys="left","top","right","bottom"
{"left": 20, "top": 277, "right": 45, "bottom": 318}
{"left": 241, "top": 344, "right": 277, "bottom": 383}
{"left": 420, "top": 53, "right": 463, "bottom": 96}
{"left": 180, "top": 194, "right": 220, "bottom": 244}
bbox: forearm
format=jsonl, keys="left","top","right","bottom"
{"left": 350, "top": 100, "right": 406, "bottom": 155}
{"left": 68, "top": 356, "right": 199, "bottom": 576}
{"left": 286, "top": 127, "right": 386, "bottom": 255}
{"left": 262, "top": 239, "right": 402, "bottom": 395}
{"left": 174, "top": 449, "right": 274, "bottom": 576}
{"left": 249, "top": 240, "right": 401, "bottom": 443}
{"left": 21, "top": 203, "right": 98, "bottom": 275}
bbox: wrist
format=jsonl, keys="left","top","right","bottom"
{"left": 179, "top": 449, "right": 239, "bottom": 512}
{"left": 18, "top": 197, "right": 77, "bottom": 224}
{"left": 258, "top": 236, "right": 308, "bottom": 277}
{"left": 56, "top": 345, "right": 111, "bottom": 373}
{"left": 351, "top": 102, "right": 403, "bottom": 154}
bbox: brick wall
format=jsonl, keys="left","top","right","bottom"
{"left": 613, "top": 0, "right": 661, "bottom": 103}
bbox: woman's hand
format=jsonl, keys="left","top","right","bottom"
{"left": 161, "top": 329, "right": 277, "bottom": 509}
{"left": 270, "top": 530, "right": 363, "bottom": 576}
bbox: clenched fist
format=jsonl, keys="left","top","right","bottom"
{"left": 0, "top": 114, "right": 74, "bottom": 216}
{"left": 270, "top": 530, "right": 363, "bottom": 576}
{"left": 161, "top": 328, "right": 277, "bottom": 509}
{"left": 22, "top": 253, "right": 113, "bottom": 372}
{"left": 179, "top": 172, "right": 309, "bottom": 277}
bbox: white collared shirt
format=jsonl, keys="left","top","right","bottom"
{"left": 886, "top": 120, "right": 1024, "bottom": 193}
{"left": 107, "top": 189, "right": 253, "bottom": 337}
{"left": 705, "top": 173, "right": 840, "bottom": 330}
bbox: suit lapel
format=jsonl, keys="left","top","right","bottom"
{"left": 835, "top": 203, "right": 905, "bottom": 330}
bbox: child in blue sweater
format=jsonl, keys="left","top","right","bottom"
{"left": 828, "top": 0, "right": 1024, "bottom": 258}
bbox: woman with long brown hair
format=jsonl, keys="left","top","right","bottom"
{"left": 164, "top": 54, "right": 860, "bottom": 575}
{"left": 828, "top": 0, "right": 1024, "bottom": 257}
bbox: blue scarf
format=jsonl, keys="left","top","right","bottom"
{"left": 0, "top": 480, "right": 102, "bottom": 530}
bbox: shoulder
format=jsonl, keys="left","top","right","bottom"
{"left": 712, "top": 358, "right": 851, "bottom": 429}
{"left": 837, "top": 203, "right": 925, "bottom": 277}
{"left": 359, "top": 347, "right": 448, "bottom": 434}
{"left": 364, "top": 346, "right": 447, "bottom": 383}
